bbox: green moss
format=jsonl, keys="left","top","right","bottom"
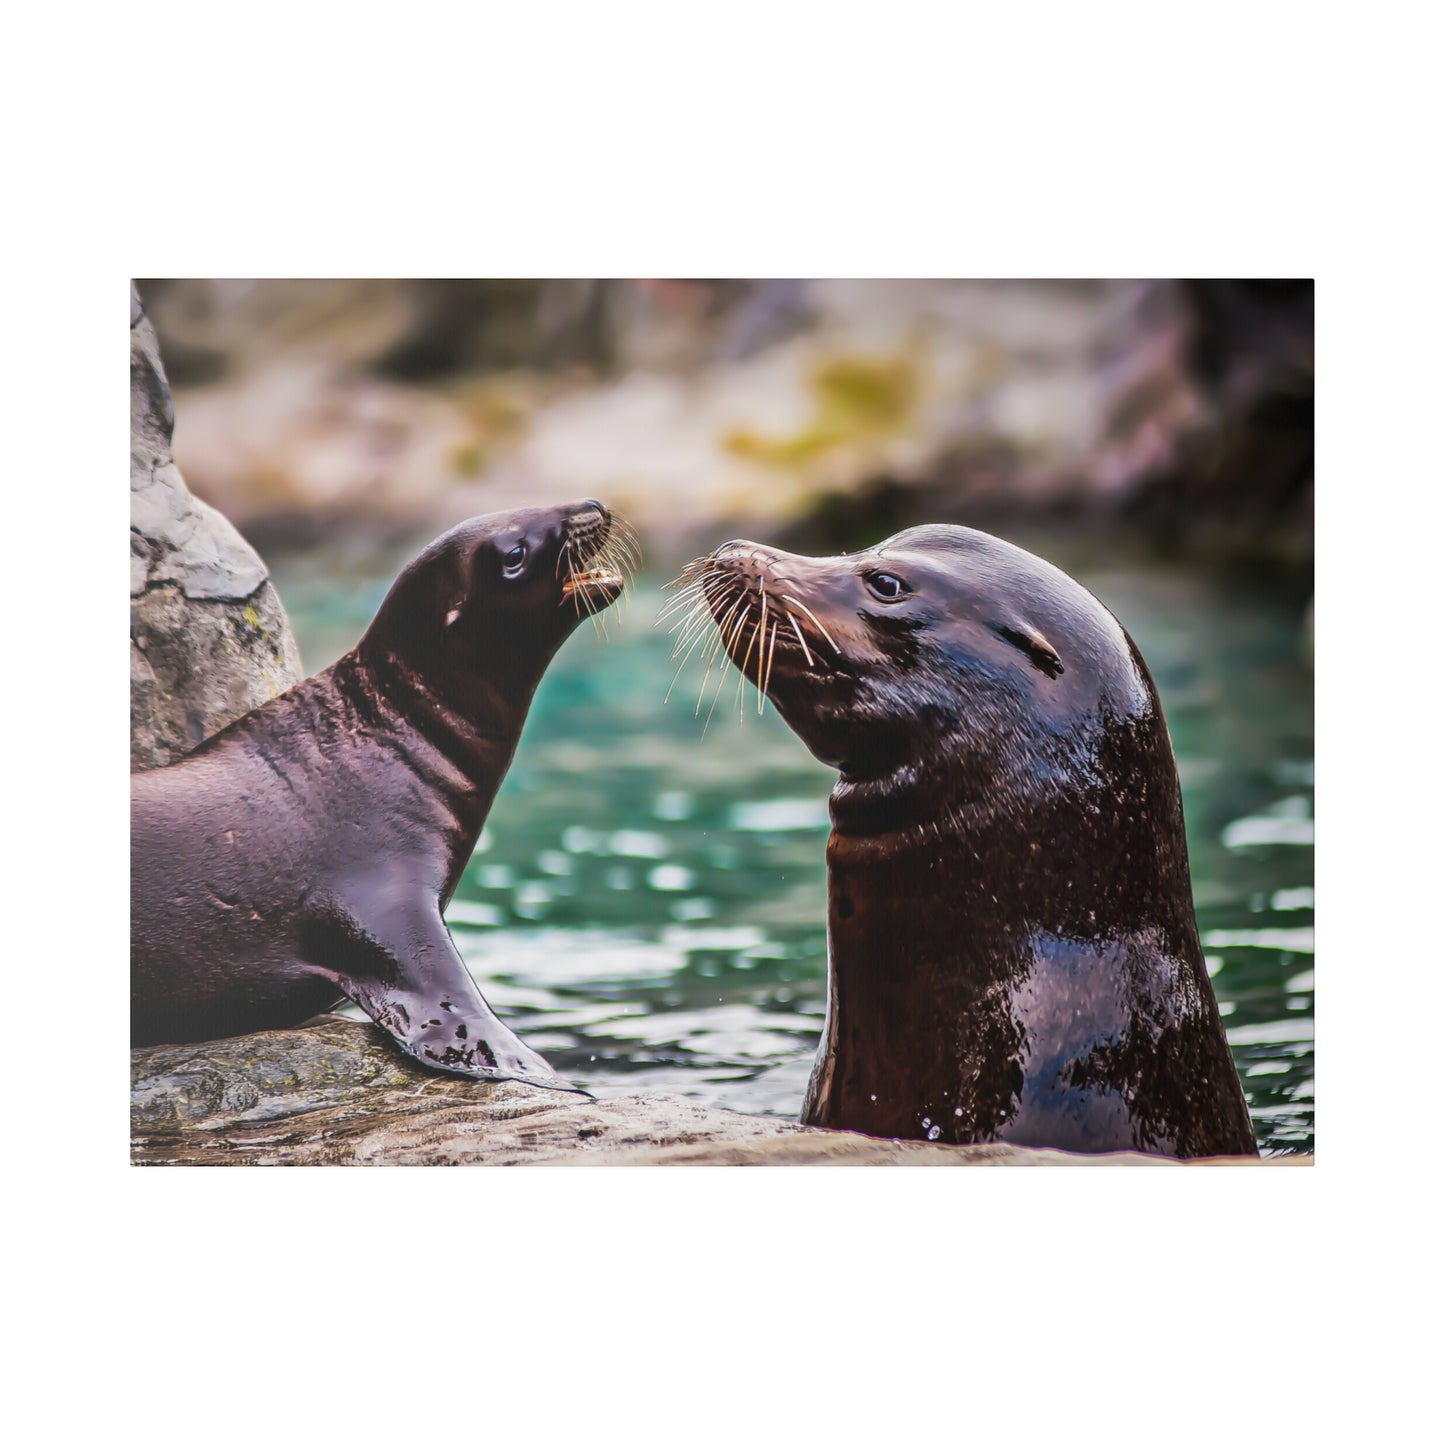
{"left": 726, "top": 351, "right": 921, "bottom": 470}
{"left": 450, "top": 439, "right": 487, "bottom": 477}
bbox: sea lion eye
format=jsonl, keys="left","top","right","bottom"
{"left": 865, "top": 571, "right": 909, "bottom": 602}
{"left": 503, "top": 543, "right": 528, "bottom": 577}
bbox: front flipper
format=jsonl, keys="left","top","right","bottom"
{"left": 303, "top": 889, "right": 585, "bottom": 1093}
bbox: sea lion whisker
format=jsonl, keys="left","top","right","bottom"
{"left": 668, "top": 586, "right": 728, "bottom": 650}
{"left": 612, "top": 514, "right": 641, "bottom": 554}
{"left": 661, "top": 557, "right": 706, "bottom": 592}
{"left": 665, "top": 590, "right": 738, "bottom": 700}
{"left": 667, "top": 588, "right": 739, "bottom": 702}
{"left": 694, "top": 625, "right": 732, "bottom": 715}
{"left": 604, "top": 540, "right": 633, "bottom": 620}
{"left": 558, "top": 537, "right": 576, "bottom": 604}
{"left": 663, "top": 646, "right": 701, "bottom": 704}
{"left": 762, "top": 618, "right": 779, "bottom": 706}
{"left": 601, "top": 539, "right": 635, "bottom": 595}
{"left": 660, "top": 577, "right": 720, "bottom": 628}
{"left": 574, "top": 553, "right": 606, "bottom": 639}
{"left": 708, "top": 589, "right": 751, "bottom": 673}
{"left": 784, "top": 610, "right": 815, "bottom": 667}
{"left": 700, "top": 646, "right": 735, "bottom": 736}
{"left": 701, "top": 604, "right": 751, "bottom": 736}
{"left": 659, "top": 595, "right": 701, "bottom": 630}
{"left": 568, "top": 546, "right": 586, "bottom": 618}
{"left": 756, "top": 589, "right": 769, "bottom": 713}
{"left": 594, "top": 532, "right": 620, "bottom": 572}
{"left": 682, "top": 595, "right": 739, "bottom": 679}
{"left": 669, "top": 607, "right": 715, "bottom": 660}
{"left": 666, "top": 595, "right": 706, "bottom": 638}
{"left": 657, "top": 577, "right": 714, "bottom": 625}
{"left": 737, "top": 612, "right": 762, "bottom": 722}
{"left": 691, "top": 587, "right": 735, "bottom": 651}
{"left": 664, "top": 627, "right": 712, "bottom": 703}
{"left": 657, "top": 580, "right": 695, "bottom": 611}
{"left": 779, "top": 594, "right": 840, "bottom": 654}
{"left": 702, "top": 589, "right": 748, "bottom": 669}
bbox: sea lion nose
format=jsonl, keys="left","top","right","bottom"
{"left": 583, "top": 498, "right": 607, "bottom": 516}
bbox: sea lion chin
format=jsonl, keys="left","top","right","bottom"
{"left": 679, "top": 524, "right": 1257, "bottom": 1158}
{"left": 131, "top": 500, "right": 639, "bottom": 1090}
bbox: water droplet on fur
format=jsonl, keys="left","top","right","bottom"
{"left": 927, "top": 1125, "right": 942, "bottom": 1141}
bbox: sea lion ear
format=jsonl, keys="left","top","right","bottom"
{"left": 998, "top": 623, "right": 1065, "bottom": 679}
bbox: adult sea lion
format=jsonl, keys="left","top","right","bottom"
{"left": 669, "top": 525, "right": 1257, "bottom": 1157}
{"left": 131, "top": 500, "right": 637, "bottom": 1090}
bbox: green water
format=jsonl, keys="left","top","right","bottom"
{"left": 273, "top": 536, "right": 1315, "bottom": 1155}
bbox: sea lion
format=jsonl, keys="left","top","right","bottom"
{"left": 669, "top": 524, "right": 1257, "bottom": 1157}
{"left": 131, "top": 500, "right": 638, "bottom": 1090}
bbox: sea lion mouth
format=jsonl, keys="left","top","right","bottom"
{"left": 559, "top": 507, "right": 640, "bottom": 622}
{"left": 561, "top": 566, "right": 626, "bottom": 600}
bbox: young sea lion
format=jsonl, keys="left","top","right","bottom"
{"left": 671, "top": 525, "right": 1257, "bottom": 1157}
{"left": 131, "top": 500, "right": 638, "bottom": 1090}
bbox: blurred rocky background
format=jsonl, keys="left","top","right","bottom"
{"left": 134, "top": 279, "right": 1313, "bottom": 572}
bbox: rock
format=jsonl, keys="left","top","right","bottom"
{"left": 130, "top": 1018, "right": 1304, "bottom": 1166}
{"left": 130, "top": 281, "right": 303, "bottom": 771}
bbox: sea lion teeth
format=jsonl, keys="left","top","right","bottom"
{"left": 562, "top": 567, "right": 624, "bottom": 595}
{"left": 131, "top": 500, "right": 634, "bottom": 1088}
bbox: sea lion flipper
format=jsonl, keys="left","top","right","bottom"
{"left": 305, "top": 893, "right": 586, "bottom": 1094}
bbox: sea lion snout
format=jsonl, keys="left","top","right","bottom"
{"left": 559, "top": 500, "right": 637, "bottom": 611}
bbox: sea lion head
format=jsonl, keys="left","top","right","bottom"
{"left": 361, "top": 500, "right": 637, "bottom": 687}
{"left": 691, "top": 524, "right": 1155, "bottom": 833}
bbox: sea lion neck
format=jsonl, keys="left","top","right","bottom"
{"left": 827, "top": 702, "right": 1197, "bottom": 937}
{"left": 813, "top": 703, "right": 1216, "bottom": 1147}
{"left": 333, "top": 646, "right": 531, "bottom": 852}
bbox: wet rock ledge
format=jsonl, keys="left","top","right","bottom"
{"left": 130, "top": 1019, "right": 1301, "bottom": 1166}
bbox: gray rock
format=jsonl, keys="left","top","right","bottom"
{"left": 130, "top": 281, "right": 302, "bottom": 771}
{"left": 130, "top": 1018, "right": 1304, "bottom": 1166}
